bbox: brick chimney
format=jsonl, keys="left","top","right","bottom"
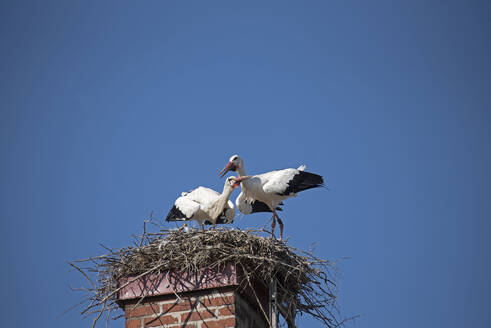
{"left": 116, "top": 264, "right": 271, "bottom": 328}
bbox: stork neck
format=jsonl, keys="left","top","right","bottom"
{"left": 237, "top": 164, "right": 246, "bottom": 177}
{"left": 236, "top": 165, "right": 250, "bottom": 190}
{"left": 220, "top": 185, "right": 234, "bottom": 199}
{"left": 211, "top": 186, "right": 234, "bottom": 219}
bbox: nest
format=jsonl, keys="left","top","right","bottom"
{"left": 70, "top": 224, "right": 348, "bottom": 328}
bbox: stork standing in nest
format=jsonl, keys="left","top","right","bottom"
{"left": 219, "top": 155, "right": 324, "bottom": 240}
{"left": 166, "top": 175, "right": 251, "bottom": 230}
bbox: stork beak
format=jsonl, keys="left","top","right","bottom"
{"left": 218, "top": 162, "right": 233, "bottom": 178}
{"left": 232, "top": 175, "right": 251, "bottom": 188}
{"left": 233, "top": 176, "right": 251, "bottom": 182}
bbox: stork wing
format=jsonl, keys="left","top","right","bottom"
{"left": 185, "top": 186, "right": 220, "bottom": 205}
{"left": 166, "top": 196, "right": 200, "bottom": 221}
{"left": 261, "top": 169, "right": 299, "bottom": 195}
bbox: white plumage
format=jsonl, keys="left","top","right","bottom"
{"left": 219, "top": 155, "right": 324, "bottom": 239}
{"left": 166, "top": 176, "right": 251, "bottom": 229}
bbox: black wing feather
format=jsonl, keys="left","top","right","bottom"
{"left": 278, "top": 171, "right": 324, "bottom": 196}
{"left": 166, "top": 205, "right": 188, "bottom": 221}
{"left": 250, "top": 200, "right": 283, "bottom": 213}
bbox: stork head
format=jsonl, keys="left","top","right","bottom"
{"left": 218, "top": 155, "right": 243, "bottom": 178}
{"left": 224, "top": 175, "right": 251, "bottom": 190}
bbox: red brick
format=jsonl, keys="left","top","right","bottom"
{"left": 200, "top": 295, "right": 235, "bottom": 307}
{"left": 180, "top": 323, "right": 198, "bottom": 328}
{"left": 143, "top": 315, "right": 178, "bottom": 327}
{"left": 126, "top": 304, "right": 160, "bottom": 318}
{"left": 182, "top": 309, "right": 216, "bottom": 322}
{"left": 126, "top": 318, "right": 141, "bottom": 328}
{"left": 161, "top": 302, "right": 193, "bottom": 313}
{"left": 217, "top": 305, "right": 235, "bottom": 316}
{"left": 202, "top": 318, "right": 235, "bottom": 328}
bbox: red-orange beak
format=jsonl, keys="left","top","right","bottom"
{"left": 218, "top": 162, "right": 235, "bottom": 178}
{"left": 232, "top": 175, "right": 251, "bottom": 188}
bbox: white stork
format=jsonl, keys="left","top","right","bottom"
{"left": 218, "top": 155, "right": 324, "bottom": 240}
{"left": 166, "top": 175, "right": 251, "bottom": 230}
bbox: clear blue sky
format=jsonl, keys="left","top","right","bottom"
{"left": 1, "top": 1, "right": 490, "bottom": 327}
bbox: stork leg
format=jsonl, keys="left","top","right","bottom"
{"left": 272, "top": 209, "right": 284, "bottom": 241}
{"left": 277, "top": 217, "right": 284, "bottom": 241}
{"left": 270, "top": 214, "right": 276, "bottom": 239}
